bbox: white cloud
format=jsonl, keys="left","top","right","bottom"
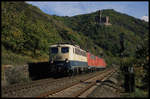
{"left": 141, "top": 16, "right": 149, "bottom": 22}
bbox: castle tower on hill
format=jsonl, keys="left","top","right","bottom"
{"left": 97, "top": 10, "right": 112, "bottom": 26}
{"left": 104, "top": 16, "right": 112, "bottom": 26}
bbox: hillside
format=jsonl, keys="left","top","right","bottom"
{"left": 1, "top": 1, "right": 149, "bottom": 66}
{"left": 54, "top": 9, "right": 148, "bottom": 57}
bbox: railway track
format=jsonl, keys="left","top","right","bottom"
{"left": 2, "top": 74, "right": 83, "bottom": 97}
{"left": 38, "top": 68, "right": 116, "bottom": 98}
{"left": 2, "top": 68, "right": 116, "bottom": 97}
{"left": 2, "top": 77, "right": 57, "bottom": 97}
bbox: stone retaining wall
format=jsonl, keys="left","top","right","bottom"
{"left": 2, "top": 65, "right": 29, "bottom": 86}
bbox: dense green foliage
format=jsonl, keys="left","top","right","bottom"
{"left": 119, "top": 35, "right": 149, "bottom": 96}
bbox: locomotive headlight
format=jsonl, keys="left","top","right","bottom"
{"left": 50, "top": 59, "right": 54, "bottom": 63}
{"left": 65, "top": 58, "right": 69, "bottom": 63}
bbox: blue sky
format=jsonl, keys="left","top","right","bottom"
{"left": 26, "top": 1, "right": 148, "bottom": 20}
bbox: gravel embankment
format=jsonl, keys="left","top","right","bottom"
{"left": 87, "top": 71, "right": 122, "bottom": 98}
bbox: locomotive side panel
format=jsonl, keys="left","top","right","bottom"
{"left": 69, "top": 46, "right": 88, "bottom": 69}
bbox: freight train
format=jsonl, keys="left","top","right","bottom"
{"left": 49, "top": 43, "right": 106, "bottom": 76}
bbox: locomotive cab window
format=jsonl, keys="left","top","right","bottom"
{"left": 51, "top": 47, "right": 58, "bottom": 54}
{"left": 61, "top": 47, "right": 69, "bottom": 53}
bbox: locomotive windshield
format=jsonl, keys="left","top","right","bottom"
{"left": 51, "top": 47, "right": 58, "bottom": 54}
{"left": 61, "top": 47, "right": 69, "bottom": 53}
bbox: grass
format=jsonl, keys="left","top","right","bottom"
{"left": 121, "top": 87, "right": 148, "bottom": 98}
{"left": 2, "top": 48, "right": 49, "bottom": 66}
